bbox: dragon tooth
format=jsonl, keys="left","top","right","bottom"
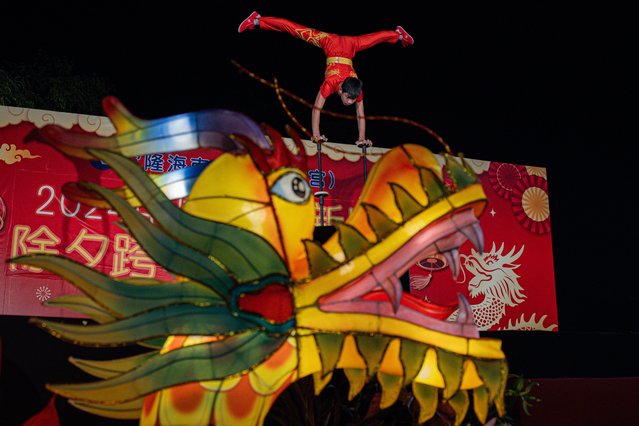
{"left": 460, "top": 222, "right": 485, "bottom": 254}
{"left": 455, "top": 293, "right": 475, "bottom": 325}
{"left": 472, "top": 222, "right": 485, "bottom": 254}
{"left": 378, "top": 275, "right": 403, "bottom": 313}
{"left": 443, "top": 249, "right": 461, "bottom": 280}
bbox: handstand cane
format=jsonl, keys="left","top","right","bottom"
{"left": 313, "top": 138, "right": 329, "bottom": 226}
{"left": 356, "top": 140, "right": 373, "bottom": 183}
{"left": 362, "top": 145, "right": 368, "bottom": 182}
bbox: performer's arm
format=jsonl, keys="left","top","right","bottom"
{"left": 355, "top": 101, "right": 372, "bottom": 146}
{"left": 312, "top": 91, "right": 327, "bottom": 142}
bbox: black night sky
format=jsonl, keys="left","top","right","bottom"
{"left": 1, "top": 2, "right": 636, "bottom": 421}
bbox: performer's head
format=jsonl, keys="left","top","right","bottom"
{"left": 338, "top": 77, "right": 362, "bottom": 106}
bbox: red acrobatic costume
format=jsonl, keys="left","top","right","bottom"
{"left": 239, "top": 13, "right": 413, "bottom": 102}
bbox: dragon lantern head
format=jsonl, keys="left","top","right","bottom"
{"left": 13, "top": 97, "right": 508, "bottom": 426}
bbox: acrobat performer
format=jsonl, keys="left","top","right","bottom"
{"left": 238, "top": 12, "right": 414, "bottom": 147}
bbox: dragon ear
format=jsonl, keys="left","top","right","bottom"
{"left": 284, "top": 125, "right": 308, "bottom": 173}
{"left": 260, "top": 124, "right": 290, "bottom": 172}
{"left": 260, "top": 124, "right": 308, "bottom": 173}
{"left": 230, "top": 133, "right": 272, "bottom": 174}
{"left": 228, "top": 124, "right": 307, "bottom": 175}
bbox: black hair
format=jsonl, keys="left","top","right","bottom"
{"left": 341, "top": 77, "right": 362, "bottom": 99}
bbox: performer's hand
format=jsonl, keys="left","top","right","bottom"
{"left": 313, "top": 135, "right": 328, "bottom": 144}
{"left": 355, "top": 139, "right": 373, "bottom": 147}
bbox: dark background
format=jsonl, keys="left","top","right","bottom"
{"left": 1, "top": 1, "right": 636, "bottom": 424}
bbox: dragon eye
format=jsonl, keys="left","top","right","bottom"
{"left": 271, "top": 172, "right": 311, "bottom": 204}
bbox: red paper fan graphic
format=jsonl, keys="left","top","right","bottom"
{"left": 511, "top": 174, "right": 551, "bottom": 234}
{"left": 488, "top": 162, "right": 527, "bottom": 200}
{"left": 417, "top": 254, "right": 448, "bottom": 271}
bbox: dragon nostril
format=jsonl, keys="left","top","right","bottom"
{"left": 237, "top": 283, "right": 293, "bottom": 323}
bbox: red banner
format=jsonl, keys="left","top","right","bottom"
{"left": 407, "top": 159, "right": 558, "bottom": 331}
{"left": 0, "top": 107, "right": 557, "bottom": 330}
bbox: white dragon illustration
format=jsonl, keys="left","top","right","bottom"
{"left": 448, "top": 243, "right": 526, "bottom": 329}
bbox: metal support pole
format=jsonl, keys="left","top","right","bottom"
{"left": 356, "top": 140, "right": 372, "bottom": 184}
{"left": 314, "top": 140, "right": 328, "bottom": 226}
{"left": 362, "top": 145, "right": 368, "bottom": 182}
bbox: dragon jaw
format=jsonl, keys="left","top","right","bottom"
{"left": 294, "top": 144, "right": 500, "bottom": 354}
{"left": 317, "top": 209, "right": 482, "bottom": 333}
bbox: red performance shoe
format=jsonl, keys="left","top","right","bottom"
{"left": 396, "top": 26, "right": 414, "bottom": 47}
{"left": 238, "top": 11, "right": 260, "bottom": 33}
